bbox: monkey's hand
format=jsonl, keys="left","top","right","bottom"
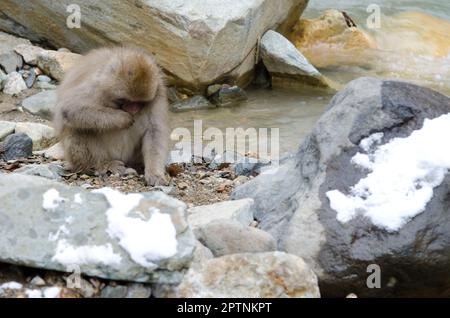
{"left": 145, "top": 171, "right": 168, "bottom": 187}
{"left": 113, "top": 111, "right": 135, "bottom": 130}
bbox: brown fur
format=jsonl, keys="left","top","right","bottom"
{"left": 53, "top": 46, "right": 169, "bottom": 186}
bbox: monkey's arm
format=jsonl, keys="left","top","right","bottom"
{"left": 142, "top": 93, "right": 170, "bottom": 186}
{"left": 59, "top": 102, "right": 133, "bottom": 131}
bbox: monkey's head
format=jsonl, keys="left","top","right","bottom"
{"left": 105, "top": 51, "right": 160, "bottom": 116}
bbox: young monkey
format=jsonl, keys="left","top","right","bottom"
{"left": 53, "top": 46, "right": 169, "bottom": 186}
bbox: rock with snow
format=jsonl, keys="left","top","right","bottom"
{"left": 21, "top": 90, "right": 57, "bottom": 120}
{"left": 187, "top": 198, "right": 255, "bottom": 230}
{"left": 14, "top": 122, "right": 56, "bottom": 151}
{"left": 36, "top": 50, "right": 81, "bottom": 81}
{"left": 2, "top": 72, "right": 27, "bottom": 95}
{"left": 196, "top": 219, "right": 277, "bottom": 257}
{"left": 0, "top": 0, "right": 308, "bottom": 92}
{"left": 178, "top": 252, "right": 320, "bottom": 298}
{"left": 0, "top": 173, "right": 196, "bottom": 284}
{"left": 15, "top": 163, "right": 65, "bottom": 180}
{"left": 0, "top": 133, "right": 33, "bottom": 160}
{"left": 0, "top": 121, "right": 16, "bottom": 140}
{"left": 260, "top": 30, "right": 330, "bottom": 89}
{"left": 233, "top": 77, "right": 450, "bottom": 297}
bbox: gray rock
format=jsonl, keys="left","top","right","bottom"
{"left": 23, "top": 68, "right": 36, "bottom": 88}
{"left": 2, "top": 72, "right": 27, "bottom": 95}
{"left": 14, "top": 122, "right": 56, "bottom": 151}
{"left": 187, "top": 199, "right": 255, "bottom": 230}
{"left": 15, "top": 163, "right": 65, "bottom": 180}
{"left": 0, "top": 69, "right": 6, "bottom": 90}
{"left": 210, "top": 85, "right": 247, "bottom": 107}
{"left": 196, "top": 219, "right": 277, "bottom": 257}
{"left": 36, "top": 50, "right": 80, "bottom": 81}
{"left": 206, "top": 84, "right": 223, "bottom": 97}
{"left": 0, "top": 173, "right": 196, "bottom": 284}
{"left": 208, "top": 150, "right": 245, "bottom": 169}
{"left": 126, "top": 283, "right": 151, "bottom": 298}
{"left": 171, "top": 96, "right": 215, "bottom": 112}
{"left": 0, "top": 51, "right": 23, "bottom": 74}
{"left": 101, "top": 285, "right": 128, "bottom": 298}
{"left": 260, "top": 30, "right": 330, "bottom": 89}
{"left": 34, "top": 81, "right": 57, "bottom": 90}
{"left": 14, "top": 44, "right": 46, "bottom": 65}
{"left": 30, "top": 276, "right": 46, "bottom": 287}
{"left": 0, "top": 31, "right": 32, "bottom": 55}
{"left": 234, "top": 157, "right": 270, "bottom": 176}
{"left": 37, "top": 75, "right": 52, "bottom": 83}
{"left": 1, "top": 133, "right": 33, "bottom": 160}
{"left": 233, "top": 77, "right": 450, "bottom": 297}
{"left": 21, "top": 90, "right": 57, "bottom": 120}
{"left": 178, "top": 252, "right": 320, "bottom": 298}
{"left": 191, "top": 241, "right": 214, "bottom": 269}
{"left": 0, "top": 121, "right": 16, "bottom": 141}
{"left": 0, "top": 1, "right": 308, "bottom": 92}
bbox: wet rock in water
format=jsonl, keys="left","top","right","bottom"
{"left": 233, "top": 77, "right": 450, "bottom": 297}
{"left": 14, "top": 122, "right": 56, "bottom": 151}
{"left": 2, "top": 72, "right": 27, "bottom": 95}
{"left": 171, "top": 95, "right": 215, "bottom": 112}
{"left": 21, "top": 90, "right": 57, "bottom": 120}
{"left": 0, "top": 173, "right": 196, "bottom": 284}
{"left": 36, "top": 50, "right": 81, "bottom": 81}
{"left": 206, "top": 84, "right": 222, "bottom": 97}
{"left": 178, "top": 252, "right": 320, "bottom": 298}
{"left": 260, "top": 30, "right": 331, "bottom": 89}
{"left": 0, "top": 51, "right": 23, "bottom": 74}
{"left": 0, "top": 133, "right": 33, "bottom": 160}
{"left": 196, "top": 219, "right": 277, "bottom": 257}
{"left": 14, "top": 44, "right": 46, "bottom": 65}
{"left": 288, "top": 10, "right": 377, "bottom": 68}
{"left": 0, "top": 121, "right": 16, "bottom": 140}
{"left": 210, "top": 85, "right": 247, "bottom": 107}
{"left": 187, "top": 198, "right": 255, "bottom": 230}
{"left": 15, "top": 163, "right": 65, "bottom": 180}
{"left": 101, "top": 285, "right": 128, "bottom": 298}
{"left": 0, "top": 1, "right": 308, "bottom": 92}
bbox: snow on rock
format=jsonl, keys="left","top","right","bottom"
{"left": 327, "top": 113, "right": 450, "bottom": 231}
{"left": 52, "top": 239, "right": 122, "bottom": 267}
{"left": 42, "top": 188, "right": 65, "bottom": 210}
{"left": 0, "top": 282, "right": 23, "bottom": 290}
{"left": 74, "top": 193, "right": 83, "bottom": 204}
{"left": 93, "top": 188, "right": 178, "bottom": 268}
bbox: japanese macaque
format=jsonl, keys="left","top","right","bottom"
{"left": 53, "top": 46, "right": 169, "bottom": 186}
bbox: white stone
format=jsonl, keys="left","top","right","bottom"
{"left": 2, "top": 72, "right": 27, "bottom": 95}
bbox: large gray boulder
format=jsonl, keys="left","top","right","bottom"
{"left": 233, "top": 77, "right": 450, "bottom": 297}
{"left": 0, "top": 173, "right": 196, "bottom": 284}
{"left": 0, "top": 0, "right": 308, "bottom": 92}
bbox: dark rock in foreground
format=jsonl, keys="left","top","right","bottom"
{"left": 233, "top": 77, "right": 450, "bottom": 297}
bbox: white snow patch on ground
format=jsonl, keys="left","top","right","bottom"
{"left": 42, "top": 188, "right": 65, "bottom": 210}
{"left": 326, "top": 113, "right": 450, "bottom": 232}
{"left": 25, "top": 289, "right": 43, "bottom": 298}
{"left": 52, "top": 239, "right": 122, "bottom": 266}
{"left": 93, "top": 188, "right": 178, "bottom": 268}
{"left": 74, "top": 193, "right": 83, "bottom": 204}
{"left": 48, "top": 224, "right": 70, "bottom": 242}
{"left": 0, "top": 281, "right": 23, "bottom": 290}
{"left": 42, "top": 287, "right": 61, "bottom": 298}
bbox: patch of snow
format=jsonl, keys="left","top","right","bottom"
{"left": 42, "top": 188, "right": 65, "bottom": 210}
{"left": 52, "top": 239, "right": 122, "bottom": 266}
{"left": 327, "top": 113, "right": 450, "bottom": 232}
{"left": 43, "top": 287, "right": 61, "bottom": 298}
{"left": 359, "top": 132, "right": 384, "bottom": 152}
{"left": 74, "top": 193, "right": 83, "bottom": 204}
{"left": 0, "top": 281, "right": 23, "bottom": 290}
{"left": 25, "top": 289, "right": 43, "bottom": 298}
{"left": 93, "top": 188, "right": 178, "bottom": 268}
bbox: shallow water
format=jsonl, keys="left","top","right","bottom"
{"left": 171, "top": 1, "right": 450, "bottom": 154}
